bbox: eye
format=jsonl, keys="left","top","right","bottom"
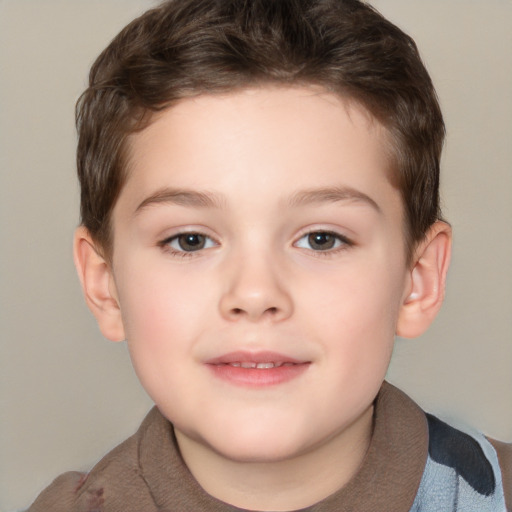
{"left": 163, "top": 232, "right": 217, "bottom": 253}
{"left": 295, "top": 231, "right": 350, "bottom": 252}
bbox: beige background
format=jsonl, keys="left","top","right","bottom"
{"left": 1, "top": 0, "right": 511, "bottom": 510}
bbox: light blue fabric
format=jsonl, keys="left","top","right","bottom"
{"left": 409, "top": 428, "right": 507, "bottom": 512}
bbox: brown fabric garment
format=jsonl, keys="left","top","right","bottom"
{"left": 28, "top": 382, "right": 428, "bottom": 512}
{"left": 28, "top": 435, "right": 159, "bottom": 512}
{"left": 489, "top": 438, "right": 512, "bottom": 512}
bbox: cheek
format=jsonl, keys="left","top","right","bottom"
{"left": 114, "top": 257, "right": 215, "bottom": 366}
{"left": 119, "top": 256, "right": 199, "bottom": 323}
{"left": 304, "top": 264, "right": 403, "bottom": 327}
{"left": 116, "top": 265, "right": 207, "bottom": 407}
{"left": 298, "top": 255, "right": 405, "bottom": 368}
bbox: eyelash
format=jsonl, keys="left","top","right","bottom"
{"left": 158, "top": 232, "right": 218, "bottom": 258}
{"left": 158, "top": 230, "right": 353, "bottom": 259}
{"left": 293, "top": 230, "right": 353, "bottom": 256}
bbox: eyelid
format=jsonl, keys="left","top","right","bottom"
{"left": 158, "top": 228, "right": 220, "bottom": 256}
{"left": 157, "top": 226, "right": 353, "bottom": 258}
{"left": 293, "top": 228, "right": 354, "bottom": 253}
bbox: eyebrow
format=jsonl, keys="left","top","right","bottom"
{"left": 134, "top": 185, "right": 380, "bottom": 215}
{"left": 287, "top": 186, "right": 381, "bottom": 212}
{"left": 134, "top": 187, "right": 226, "bottom": 214}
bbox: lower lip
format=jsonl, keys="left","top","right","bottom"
{"left": 206, "top": 363, "right": 310, "bottom": 387}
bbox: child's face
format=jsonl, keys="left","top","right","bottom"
{"left": 109, "top": 87, "right": 411, "bottom": 464}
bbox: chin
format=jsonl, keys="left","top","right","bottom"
{"left": 202, "top": 425, "right": 315, "bottom": 464}
{"left": 215, "top": 442, "right": 304, "bottom": 464}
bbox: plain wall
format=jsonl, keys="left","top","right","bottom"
{"left": 1, "top": 1, "right": 511, "bottom": 510}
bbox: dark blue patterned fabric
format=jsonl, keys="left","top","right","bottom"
{"left": 408, "top": 414, "right": 507, "bottom": 512}
{"left": 426, "top": 414, "right": 495, "bottom": 496}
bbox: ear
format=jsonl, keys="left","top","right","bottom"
{"left": 396, "top": 221, "right": 452, "bottom": 339}
{"left": 73, "top": 226, "right": 125, "bottom": 342}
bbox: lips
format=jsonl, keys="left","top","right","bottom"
{"left": 205, "top": 351, "right": 310, "bottom": 387}
{"left": 206, "top": 350, "right": 303, "bottom": 364}
{"left": 227, "top": 361, "right": 296, "bottom": 369}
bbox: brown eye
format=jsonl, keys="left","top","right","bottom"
{"left": 161, "top": 231, "right": 217, "bottom": 256}
{"left": 176, "top": 233, "right": 207, "bottom": 251}
{"left": 307, "top": 232, "right": 336, "bottom": 250}
{"left": 294, "top": 231, "right": 350, "bottom": 252}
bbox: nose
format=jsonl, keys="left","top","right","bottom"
{"left": 219, "top": 253, "right": 293, "bottom": 323}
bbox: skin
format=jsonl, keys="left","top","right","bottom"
{"left": 75, "top": 86, "right": 451, "bottom": 511}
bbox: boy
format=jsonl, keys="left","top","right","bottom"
{"left": 28, "top": 0, "right": 511, "bottom": 510}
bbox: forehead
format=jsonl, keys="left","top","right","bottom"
{"left": 118, "top": 86, "right": 400, "bottom": 220}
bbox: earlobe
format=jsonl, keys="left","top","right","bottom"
{"left": 396, "top": 221, "right": 452, "bottom": 339}
{"left": 73, "top": 226, "right": 125, "bottom": 342}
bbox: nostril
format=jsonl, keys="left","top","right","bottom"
{"left": 232, "top": 308, "right": 243, "bottom": 315}
{"left": 267, "top": 307, "right": 278, "bottom": 315}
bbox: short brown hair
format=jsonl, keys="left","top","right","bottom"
{"left": 76, "top": 0, "right": 444, "bottom": 261}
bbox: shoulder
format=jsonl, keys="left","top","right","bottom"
{"left": 489, "top": 437, "right": 512, "bottom": 511}
{"left": 425, "top": 414, "right": 497, "bottom": 496}
{"left": 27, "top": 408, "right": 163, "bottom": 512}
{"left": 26, "top": 472, "right": 89, "bottom": 512}
{"left": 413, "top": 413, "right": 511, "bottom": 511}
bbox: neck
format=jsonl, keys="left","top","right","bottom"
{"left": 175, "top": 405, "right": 374, "bottom": 511}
